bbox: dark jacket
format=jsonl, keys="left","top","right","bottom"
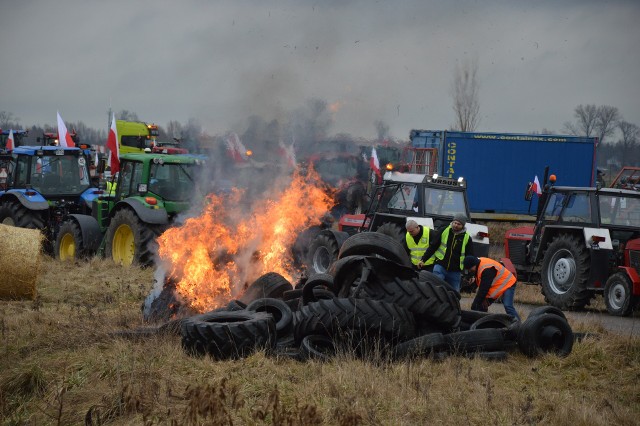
{"left": 423, "top": 225, "right": 474, "bottom": 272}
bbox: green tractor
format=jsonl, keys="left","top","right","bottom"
{"left": 55, "top": 152, "right": 205, "bottom": 266}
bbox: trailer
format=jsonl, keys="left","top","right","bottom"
{"left": 409, "top": 130, "right": 598, "bottom": 219}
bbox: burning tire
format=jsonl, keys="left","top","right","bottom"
{"left": 604, "top": 272, "right": 636, "bottom": 316}
{"left": 239, "top": 272, "right": 293, "bottom": 305}
{"left": 181, "top": 310, "right": 276, "bottom": 360}
{"left": 246, "top": 298, "right": 293, "bottom": 339}
{"left": 541, "top": 234, "right": 594, "bottom": 310}
{"left": 293, "top": 298, "right": 415, "bottom": 344}
{"left": 55, "top": 220, "right": 91, "bottom": 261}
{"left": 105, "top": 208, "right": 157, "bottom": 267}
{"left": 338, "top": 232, "right": 411, "bottom": 267}
{"left": 517, "top": 313, "right": 573, "bottom": 358}
{"left": 356, "top": 274, "right": 461, "bottom": 329}
{"left": 307, "top": 234, "right": 340, "bottom": 274}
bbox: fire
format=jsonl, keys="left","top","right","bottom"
{"left": 329, "top": 100, "right": 344, "bottom": 114}
{"left": 157, "top": 168, "right": 333, "bottom": 313}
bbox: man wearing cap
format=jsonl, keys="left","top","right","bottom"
{"left": 422, "top": 213, "right": 474, "bottom": 291}
{"left": 463, "top": 255, "right": 520, "bottom": 321}
{"left": 404, "top": 220, "right": 437, "bottom": 271}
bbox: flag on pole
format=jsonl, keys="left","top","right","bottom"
{"left": 532, "top": 175, "right": 542, "bottom": 195}
{"left": 5, "top": 130, "right": 14, "bottom": 150}
{"left": 57, "top": 111, "right": 75, "bottom": 147}
{"left": 106, "top": 113, "right": 120, "bottom": 174}
{"left": 370, "top": 147, "right": 382, "bottom": 182}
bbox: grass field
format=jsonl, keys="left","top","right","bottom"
{"left": 1, "top": 256, "right": 639, "bottom": 425}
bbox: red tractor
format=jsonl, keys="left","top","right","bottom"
{"left": 505, "top": 173, "right": 640, "bottom": 316}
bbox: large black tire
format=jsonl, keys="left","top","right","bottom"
{"left": 0, "top": 200, "right": 46, "bottom": 229}
{"left": 55, "top": 220, "right": 92, "bottom": 261}
{"left": 393, "top": 333, "right": 446, "bottom": 359}
{"left": 299, "top": 335, "right": 336, "bottom": 361}
{"left": 517, "top": 313, "right": 573, "bottom": 358}
{"left": 291, "top": 226, "right": 322, "bottom": 268}
{"left": 105, "top": 208, "right": 157, "bottom": 267}
{"left": 302, "top": 273, "right": 336, "bottom": 305}
{"left": 293, "top": 298, "right": 415, "bottom": 343}
{"left": 526, "top": 305, "right": 567, "bottom": 321}
{"left": 338, "top": 232, "right": 411, "bottom": 267}
{"left": 469, "top": 314, "right": 517, "bottom": 330}
{"left": 444, "top": 329, "right": 507, "bottom": 354}
{"left": 375, "top": 222, "right": 405, "bottom": 243}
{"left": 604, "top": 272, "right": 636, "bottom": 316}
{"left": 238, "top": 272, "right": 293, "bottom": 305}
{"left": 181, "top": 310, "right": 276, "bottom": 359}
{"left": 307, "top": 234, "right": 340, "bottom": 274}
{"left": 356, "top": 274, "right": 461, "bottom": 329}
{"left": 541, "top": 234, "right": 594, "bottom": 310}
{"left": 246, "top": 298, "right": 293, "bottom": 338}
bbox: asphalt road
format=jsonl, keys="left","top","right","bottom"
{"left": 461, "top": 297, "right": 640, "bottom": 338}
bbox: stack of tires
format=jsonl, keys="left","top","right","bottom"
{"left": 179, "top": 233, "right": 574, "bottom": 361}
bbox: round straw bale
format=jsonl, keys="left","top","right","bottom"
{"left": 0, "top": 224, "right": 43, "bottom": 300}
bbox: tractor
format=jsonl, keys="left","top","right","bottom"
{"left": 305, "top": 171, "right": 490, "bottom": 275}
{"left": 505, "top": 174, "right": 640, "bottom": 316}
{"left": 54, "top": 152, "right": 205, "bottom": 266}
{"left": 0, "top": 145, "right": 101, "bottom": 251}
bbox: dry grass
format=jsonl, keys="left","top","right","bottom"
{"left": 1, "top": 257, "right": 639, "bottom": 425}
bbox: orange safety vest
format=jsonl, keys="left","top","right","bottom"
{"left": 475, "top": 258, "right": 516, "bottom": 299}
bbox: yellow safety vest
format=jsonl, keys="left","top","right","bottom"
{"left": 434, "top": 226, "right": 470, "bottom": 270}
{"left": 406, "top": 229, "right": 430, "bottom": 266}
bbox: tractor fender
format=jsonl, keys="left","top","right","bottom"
{"left": 113, "top": 198, "right": 169, "bottom": 225}
{"left": 318, "top": 228, "right": 351, "bottom": 251}
{"left": 0, "top": 190, "right": 49, "bottom": 210}
{"left": 67, "top": 214, "right": 103, "bottom": 252}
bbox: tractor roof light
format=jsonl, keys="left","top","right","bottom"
{"left": 432, "top": 173, "right": 439, "bottom": 180}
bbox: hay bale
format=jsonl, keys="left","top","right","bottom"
{"left": 0, "top": 224, "right": 43, "bottom": 300}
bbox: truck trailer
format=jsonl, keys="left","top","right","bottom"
{"left": 409, "top": 130, "right": 598, "bottom": 219}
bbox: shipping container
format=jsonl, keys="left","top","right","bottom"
{"left": 410, "top": 130, "right": 597, "bottom": 216}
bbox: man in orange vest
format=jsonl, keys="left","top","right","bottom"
{"left": 463, "top": 255, "right": 520, "bottom": 321}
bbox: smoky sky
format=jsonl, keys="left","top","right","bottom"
{"left": 1, "top": 0, "right": 639, "bottom": 139}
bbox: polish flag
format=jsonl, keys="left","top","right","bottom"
{"left": 57, "top": 111, "right": 75, "bottom": 147}
{"left": 106, "top": 113, "right": 120, "bottom": 174}
{"left": 532, "top": 175, "right": 543, "bottom": 195}
{"left": 5, "top": 130, "right": 14, "bottom": 150}
{"left": 225, "top": 132, "right": 247, "bottom": 163}
{"left": 370, "top": 147, "right": 382, "bottom": 182}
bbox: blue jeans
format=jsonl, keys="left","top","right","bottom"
{"left": 499, "top": 285, "right": 520, "bottom": 321}
{"left": 432, "top": 264, "right": 461, "bottom": 292}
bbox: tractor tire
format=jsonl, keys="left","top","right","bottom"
{"left": 356, "top": 274, "right": 461, "bottom": 329}
{"left": 0, "top": 200, "right": 45, "bottom": 229}
{"left": 307, "top": 234, "right": 340, "bottom": 274}
{"left": 299, "top": 335, "right": 336, "bottom": 361}
{"left": 246, "top": 298, "right": 293, "bottom": 339}
{"left": 302, "top": 273, "right": 336, "bottom": 305}
{"left": 517, "top": 313, "right": 573, "bottom": 358}
{"left": 105, "top": 208, "right": 157, "bottom": 267}
{"left": 338, "top": 232, "right": 411, "bottom": 267}
{"left": 181, "top": 310, "right": 276, "bottom": 360}
{"left": 604, "top": 272, "right": 636, "bottom": 317}
{"left": 376, "top": 222, "right": 405, "bottom": 244}
{"left": 293, "top": 298, "right": 415, "bottom": 344}
{"left": 239, "top": 272, "right": 293, "bottom": 305}
{"left": 541, "top": 234, "right": 594, "bottom": 310}
{"left": 469, "top": 314, "right": 516, "bottom": 330}
{"left": 444, "top": 329, "right": 507, "bottom": 354}
{"left": 55, "top": 220, "right": 92, "bottom": 261}
{"left": 393, "top": 333, "right": 446, "bottom": 360}
{"left": 526, "top": 305, "right": 567, "bottom": 322}
{"left": 291, "top": 225, "right": 323, "bottom": 269}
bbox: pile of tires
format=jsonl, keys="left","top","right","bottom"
{"left": 179, "top": 233, "right": 575, "bottom": 361}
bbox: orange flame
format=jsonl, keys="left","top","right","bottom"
{"left": 157, "top": 168, "right": 333, "bottom": 313}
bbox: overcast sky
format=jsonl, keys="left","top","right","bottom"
{"left": 1, "top": 0, "right": 639, "bottom": 140}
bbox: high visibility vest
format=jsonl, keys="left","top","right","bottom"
{"left": 406, "top": 230, "right": 430, "bottom": 266}
{"left": 434, "top": 226, "right": 470, "bottom": 269}
{"left": 475, "top": 258, "right": 516, "bottom": 299}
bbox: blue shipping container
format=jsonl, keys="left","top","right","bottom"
{"left": 411, "top": 130, "right": 597, "bottom": 215}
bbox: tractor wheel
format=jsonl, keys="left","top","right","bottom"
{"left": 105, "top": 208, "right": 156, "bottom": 267}
{"left": 376, "top": 222, "right": 405, "bottom": 243}
{"left": 0, "top": 200, "right": 45, "bottom": 229}
{"left": 307, "top": 234, "right": 340, "bottom": 275}
{"left": 55, "top": 220, "right": 92, "bottom": 261}
{"left": 604, "top": 272, "right": 636, "bottom": 316}
{"left": 541, "top": 234, "right": 594, "bottom": 310}
{"left": 338, "top": 232, "right": 411, "bottom": 267}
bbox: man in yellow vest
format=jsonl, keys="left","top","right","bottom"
{"left": 404, "top": 220, "right": 437, "bottom": 271}
{"left": 422, "top": 213, "right": 474, "bottom": 292}
{"left": 463, "top": 255, "right": 520, "bottom": 321}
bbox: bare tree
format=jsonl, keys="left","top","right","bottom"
{"left": 617, "top": 120, "right": 639, "bottom": 164}
{"left": 0, "top": 111, "right": 19, "bottom": 128}
{"left": 116, "top": 110, "right": 139, "bottom": 122}
{"left": 595, "top": 105, "right": 620, "bottom": 144}
{"left": 450, "top": 58, "right": 480, "bottom": 132}
{"left": 563, "top": 104, "right": 619, "bottom": 144}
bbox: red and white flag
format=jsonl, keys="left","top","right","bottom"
{"left": 532, "top": 175, "right": 542, "bottom": 195}
{"left": 5, "top": 130, "right": 14, "bottom": 150}
{"left": 106, "top": 113, "right": 120, "bottom": 174}
{"left": 225, "top": 132, "right": 248, "bottom": 163}
{"left": 57, "top": 111, "right": 75, "bottom": 147}
{"left": 370, "top": 147, "right": 382, "bottom": 182}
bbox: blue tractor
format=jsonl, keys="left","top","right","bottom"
{"left": 0, "top": 145, "right": 102, "bottom": 252}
